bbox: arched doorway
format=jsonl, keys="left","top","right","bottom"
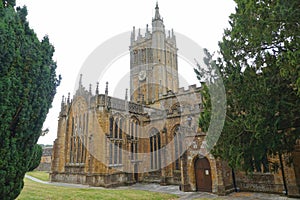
{"left": 194, "top": 157, "right": 212, "bottom": 192}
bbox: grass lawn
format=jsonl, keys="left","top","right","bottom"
{"left": 26, "top": 171, "right": 49, "bottom": 181}
{"left": 17, "top": 178, "right": 178, "bottom": 200}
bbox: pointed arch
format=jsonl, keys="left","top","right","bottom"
{"left": 194, "top": 156, "right": 212, "bottom": 192}
{"left": 172, "top": 124, "right": 183, "bottom": 170}
{"left": 129, "top": 116, "right": 140, "bottom": 161}
{"left": 67, "top": 96, "right": 88, "bottom": 165}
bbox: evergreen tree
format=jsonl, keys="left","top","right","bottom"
{"left": 0, "top": 1, "right": 60, "bottom": 199}
{"left": 27, "top": 144, "right": 43, "bottom": 172}
{"left": 196, "top": 0, "right": 300, "bottom": 173}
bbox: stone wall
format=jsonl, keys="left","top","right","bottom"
{"left": 234, "top": 152, "right": 300, "bottom": 198}
{"left": 235, "top": 172, "right": 284, "bottom": 194}
{"left": 36, "top": 162, "right": 51, "bottom": 171}
{"left": 50, "top": 172, "right": 87, "bottom": 185}
{"left": 86, "top": 172, "right": 128, "bottom": 187}
{"left": 36, "top": 147, "right": 52, "bottom": 171}
{"left": 51, "top": 172, "right": 129, "bottom": 187}
{"left": 142, "top": 171, "right": 162, "bottom": 184}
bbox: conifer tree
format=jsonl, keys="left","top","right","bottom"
{"left": 0, "top": 1, "right": 60, "bottom": 198}
{"left": 196, "top": 0, "right": 300, "bottom": 173}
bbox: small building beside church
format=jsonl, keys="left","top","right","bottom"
{"left": 36, "top": 146, "right": 52, "bottom": 171}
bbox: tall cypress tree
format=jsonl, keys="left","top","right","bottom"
{"left": 0, "top": 1, "right": 60, "bottom": 199}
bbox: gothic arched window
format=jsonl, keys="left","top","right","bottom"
{"left": 119, "top": 118, "right": 123, "bottom": 139}
{"left": 135, "top": 121, "right": 139, "bottom": 139}
{"left": 109, "top": 117, "right": 114, "bottom": 137}
{"left": 149, "top": 128, "right": 161, "bottom": 170}
{"left": 108, "top": 116, "right": 124, "bottom": 166}
{"left": 114, "top": 118, "right": 119, "bottom": 138}
{"left": 130, "top": 117, "right": 139, "bottom": 160}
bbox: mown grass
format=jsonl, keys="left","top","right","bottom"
{"left": 17, "top": 178, "right": 178, "bottom": 200}
{"left": 26, "top": 171, "right": 49, "bottom": 181}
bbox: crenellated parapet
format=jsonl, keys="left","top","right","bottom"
{"left": 59, "top": 73, "right": 202, "bottom": 124}
{"left": 130, "top": 2, "right": 176, "bottom": 50}
{"left": 151, "top": 84, "right": 202, "bottom": 118}
{"left": 130, "top": 26, "right": 176, "bottom": 48}
{"left": 175, "top": 84, "right": 202, "bottom": 95}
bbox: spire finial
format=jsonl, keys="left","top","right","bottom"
{"left": 154, "top": 1, "right": 161, "bottom": 20}
{"left": 125, "top": 88, "right": 128, "bottom": 101}
{"left": 131, "top": 26, "right": 136, "bottom": 42}
{"left": 67, "top": 93, "right": 70, "bottom": 103}
{"left": 79, "top": 74, "right": 83, "bottom": 87}
{"left": 61, "top": 95, "right": 65, "bottom": 110}
{"left": 96, "top": 82, "right": 99, "bottom": 95}
{"left": 89, "top": 84, "right": 92, "bottom": 94}
{"left": 105, "top": 81, "right": 108, "bottom": 95}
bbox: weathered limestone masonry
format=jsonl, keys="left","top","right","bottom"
{"left": 50, "top": 3, "right": 300, "bottom": 197}
{"left": 36, "top": 147, "right": 52, "bottom": 171}
{"left": 234, "top": 141, "right": 300, "bottom": 197}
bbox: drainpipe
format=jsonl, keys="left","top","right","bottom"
{"left": 232, "top": 168, "right": 238, "bottom": 192}
{"left": 279, "top": 153, "right": 288, "bottom": 196}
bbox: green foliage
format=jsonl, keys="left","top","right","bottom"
{"left": 221, "top": 0, "right": 300, "bottom": 94}
{"left": 28, "top": 145, "right": 43, "bottom": 172}
{"left": 195, "top": 49, "right": 226, "bottom": 151}
{"left": 0, "top": 3, "right": 60, "bottom": 199}
{"left": 194, "top": 50, "right": 213, "bottom": 133}
{"left": 196, "top": 0, "right": 300, "bottom": 173}
{"left": 2, "top": 0, "right": 16, "bottom": 8}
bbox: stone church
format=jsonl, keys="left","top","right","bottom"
{"left": 51, "top": 3, "right": 300, "bottom": 197}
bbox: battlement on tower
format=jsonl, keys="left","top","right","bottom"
{"left": 130, "top": 2, "right": 176, "bottom": 49}
{"left": 130, "top": 26, "right": 176, "bottom": 47}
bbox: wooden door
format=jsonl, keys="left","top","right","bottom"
{"left": 195, "top": 157, "right": 212, "bottom": 192}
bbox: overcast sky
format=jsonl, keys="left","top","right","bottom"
{"left": 15, "top": 0, "right": 236, "bottom": 145}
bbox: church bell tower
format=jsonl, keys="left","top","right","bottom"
{"left": 130, "top": 2, "right": 179, "bottom": 104}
